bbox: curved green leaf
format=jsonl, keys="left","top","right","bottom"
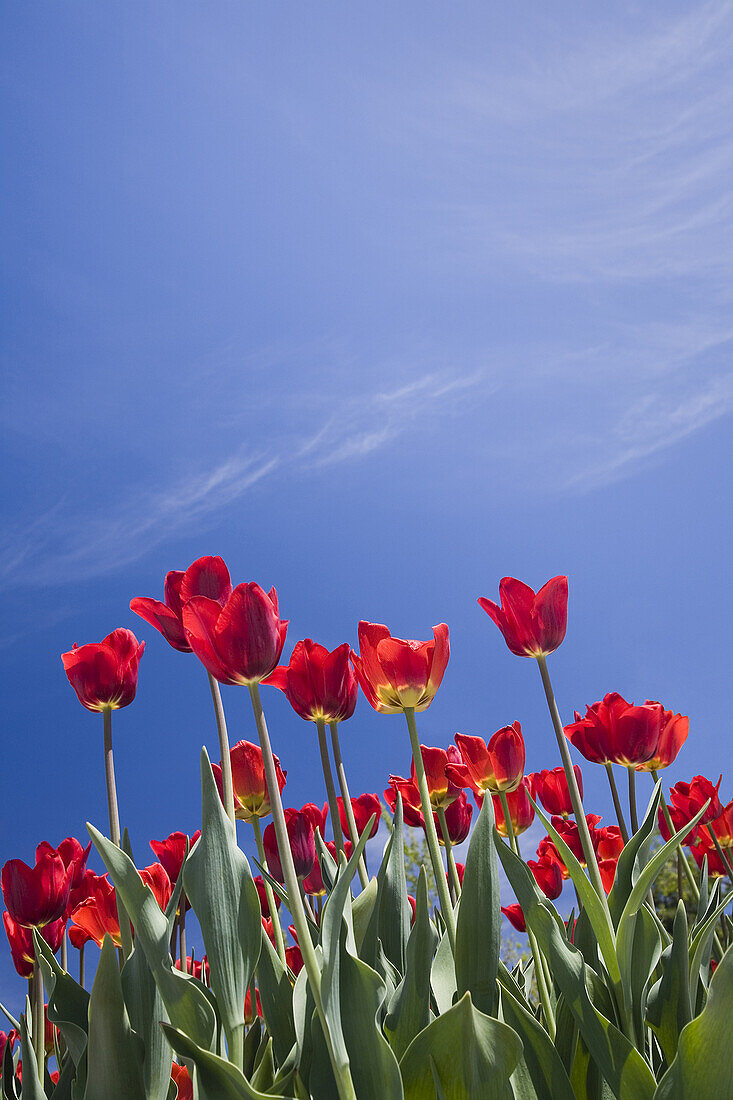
{"left": 647, "top": 902, "right": 691, "bottom": 1066}
{"left": 121, "top": 946, "right": 172, "bottom": 1100}
{"left": 33, "top": 933, "right": 89, "bottom": 1066}
{"left": 500, "top": 983, "right": 574, "bottom": 1100}
{"left": 455, "top": 794, "right": 501, "bottom": 1017}
{"left": 19, "top": 1002, "right": 45, "bottom": 1100}
{"left": 384, "top": 867, "right": 438, "bottom": 1060}
{"left": 160, "top": 1025, "right": 291, "bottom": 1100}
{"left": 84, "top": 936, "right": 145, "bottom": 1100}
{"left": 255, "top": 928, "right": 296, "bottom": 1066}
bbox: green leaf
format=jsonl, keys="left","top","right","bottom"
{"left": 184, "top": 749, "right": 262, "bottom": 1062}
{"left": 495, "top": 836, "right": 656, "bottom": 1100}
{"left": 499, "top": 984, "right": 575, "bottom": 1100}
{"left": 399, "top": 992, "right": 521, "bottom": 1099}
{"left": 607, "top": 783, "right": 661, "bottom": 927}
{"left": 455, "top": 794, "right": 501, "bottom": 1017}
{"left": 83, "top": 936, "right": 145, "bottom": 1100}
{"left": 352, "top": 878, "right": 378, "bottom": 954}
{"left": 255, "top": 928, "right": 296, "bottom": 1066}
{"left": 430, "top": 928, "right": 456, "bottom": 1017}
{"left": 364, "top": 797, "right": 411, "bottom": 975}
{"left": 161, "top": 1025, "right": 291, "bottom": 1100}
{"left": 87, "top": 823, "right": 217, "bottom": 1051}
{"left": 384, "top": 867, "right": 438, "bottom": 1060}
{"left": 19, "top": 1001, "right": 45, "bottom": 1100}
{"left": 625, "top": 905, "right": 661, "bottom": 1048}
{"left": 33, "top": 933, "right": 89, "bottom": 1066}
{"left": 647, "top": 902, "right": 691, "bottom": 1066}
{"left": 121, "top": 946, "right": 172, "bottom": 1100}
{"left": 654, "top": 942, "right": 733, "bottom": 1099}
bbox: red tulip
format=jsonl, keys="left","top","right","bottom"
{"left": 244, "top": 986, "right": 262, "bottom": 1023}
{"left": 149, "top": 831, "right": 201, "bottom": 884}
{"left": 493, "top": 779, "right": 535, "bottom": 838}
{"left": 300, "top": 802, "right": 329, "bottom": 837}
{"left": 454, "top": 862, "right": 465, "bottom": 887}
{"left": 527, "top": 857, "right": 563, "bottom": 900}
{"left": 528, "top": 766, "right": 582, "bottom": 818}
{"left": 550, "top": 814, "right": 603, "bottom": 871}
{"left": 435, "top": 792, "right": 473, "bottom": 845}
{"left": 264, "top": 640, "right": 357, "bottom": 723}
{"left": 0, "top": 1031, "right": 17, "bottom": 1066}
{"left": 51, "top": 837, "right": 92, "bottom": 893}
{"left": 350, "top": 621, "right": 449, "bottom": 714}
{"left": 536, "top": 836, "right": 563, "bottom": 872}
{"left": 285, "top": 943, "right": 303, "bottom": 976}
{"left": 635, "top": 703, "right": 689, "bottom": 773}
{"left": 706, "top": 801, "right": 733, "bottom": 849}
{"left": 2, "top": 847, "right": 70, "bottom": 927}
{"left": 303, "top": 839, "right": 354, "bottom": 896}
{"left": 67, "top": 869, "right": 105, "bottom": 915}
{"left": 337, "top": 794, "right": 382, "bottom": 840}
{"left": 450, "top": 724, "right": 525, "bottom": 795}
{"left": 389, "top": 745, "right": 463, "bottom": 819}
{"left": 212, "top": 740, "right": 286, "bottom": 823}
{"left": 263, "top": 810, "right": 316, "bottom": 882}
{"left": 175, "top": 955, "right": 210, "bottom": 983}
{"left": 171, "top": 1063, "right": 194, "bottom": 1100}
{"left": 564, "top": 693, "right": 663, "bottom": 768}
{"left": 501, "top": 904, "right": 527, "bottom": 932}
{"left": 69, "top": 876, "right": 125, "bottom": 948}
{"left": 669, "top": 775, "right": 723, "bottom": 827}
{"left": 688, "top": 839, "right": 729, "bottom": 878}
{"left": 61, "top": 628, "right": 144, "bottom": 712}
{"left": 182, "top": 582, "right": 288, "bottom": 685}
{"left": 3, "top": 913, "right": 65, "bottom": 978}
{"left": 478, "top": 576, "right": 568, "bottom": 658}
{"left": 254, "top": 874, "right": 281, "bottom": 918}
{"left": 130, "top": 556, "right": 232, "bottom": 653}
{"left": 139, "top": 863, "right": 173, "bottom": 911}
{"left": 383, "top": 783, "right": 424, "bottom": 828}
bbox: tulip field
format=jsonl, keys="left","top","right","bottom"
{"left": 2, "top": 557, "right": 732, "bottom": 1099}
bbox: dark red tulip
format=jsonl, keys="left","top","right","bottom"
{"left": 536, "top": 836, "right": 563, "bottom": 872}
{"left": 285, "top": 943, "right": 303, "bottom": 976}
{"left": 338, "top": 794, "right": 382, "bottom": 840}
{"left": 408, "top": 895, "right": 417, "bottom": 924}
{"left": 303, "top": 839, "right": 354, "bottom": 896}
{"left": 175, "top": 955, "right": 210, "bottom": 983}
{"left": 493, "top": 779, "right": 535, "bottom": 837}
{"left": 69, "top": 876, "right": 126, "bottom": 948}
{"left": 62, "top": 628, "right": 144, "bottom": 712}
{"left": 351, "top": 621, "right": 449, "bottom": 714}
{"left": 435, "top": 792, "right": 473, "bottom": 845}
{"left": 53, "top": 837, "right": 92, "bottom": 893}
{"left": 149, "top": 831, "right": 201, "bottom": 885}
{"left": 383, "top": 783, "right": 424, "bottom": 828}
{"left": 263, "top": 810, "right": 316, "bottom": 882}
{"left": 527, "top": 857, "right": 563, "bottom": 900}
{"left": 131, "top": 556, "right": 232, "bottom": 653}
{"left": 564, "top": 693, "right": 663, "bottom": 768}
{"left": 3, "top": 913, "right": 65, "bottom": 978}
{"left": 528, "top": 766, "right": 582, "bottom": 818}
{"left": 182, "top": 582, "right": 288, "bottom": 685}
{"left": 635, "top": 703, "right": 688, "bottom": 773}
{"left": 300, "top": 802, "right": 329, "bottom": 837}
{"left": 67, "top": 869, "right": 105, "bottom": 914}
{"left": 171, "top": 1063, "right": 194, "bottom": 1100}
{"left": 0, "top": 1031, "right": 17, "bottom": 1066}
{"left": 212, "top": 740, "right": 286, "bottom": 823}
{"left": 501, "top": 904, "right": 527, "bottom": 932}
{"left": 244, "top": 986, "right": 262, "bottom": 1023}
{"left": 454, "top": 862, "right": 465, "bottom": 887}
{"left": 139, "top": 863, "right": 173, "bottom": 911}
{"left": 450, "top": 724, "right": 525, "bottom": 795}
{"left": 254, "top": 875, "right": 281, "bottom": 918}
{"left": 478, "top": 576, "right": 568, "bottom": 658}
{"left": 550, "top": 814, "right": 603, "bottom": 872}
{"left": 264, "top": 639, "right": 357, "bottom": 723}
{"left": 2, "top": 847, "right": 70, "bottom": 927}
{"left": 669, "top": 775, "right": 723, "bottom": 827}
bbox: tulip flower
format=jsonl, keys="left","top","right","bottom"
{"left": 47, "top": 838, "right": 92, "bottom": 895}
{"left": 564, "top": 694, "right": 663, "bottom": 768}
{"left": 635, "top": 703, "right": 689, "bottom": 773}
{"left": 175, "top": 955, "right": 210, "bottom": 984}
{"left": 263, "top": 809, "right": 316, "bottom": 882}
{"left": 337, "top": 794, "right": 381, "bottom": 840}
{"left": 69, "top": 876, "right": 127, "bottom": 948}
{"left": 61, "top": 628, "right": 144, "bottom": 712}
{"left": 254, "top": 875, "right": 281, "bottom": 918}
{"left": 478, "top": 576, "right": 568, "bottom": 658}
{"left": 449, "top": 724, "right": 525, "bottom": 795}
{"left": 669, "top": 775, "right": 723, "bottom": 827}
{"left": 300, "top": 802, "right": 329, "bottom": 836}
{"left": 182, "top": 582, "right": 288, "bottom": 686}
{"left": 528, "top": 766, "right": 582, "bottom": 818}
{"left": 549, "top": 814, "right": 604, "bottom": 874}
{"left": 0, "top": 1031, "right": 17, "bottom": 1066}
{"left": 212, "top": 740, "right": 286, "bottom": 823}
{"left": 435, "top": 791, "right": 473, "bottom": 845}
{"left": 171, "top": 1063, "right": 194, "bottom": 1100}
{"left": 3, "top": 913, "right": 65, "bottom": 978}
{"left": 350, "top": 621, "right": 449, "bottom": 714}
{"left": 285, "top": 943, "right": 303, "bottom": 976}
{"left": 2, "top": 847, "right": 70, "bottom": 928}
{"left": 130, "top": 556, "right": 232, "bottom": 653}
{"left": 139, "top": 863, "right": 173, "bottom": 912}
{"left": 264, "top": 640, "right": 357, "bottom": 723}
{"left": 244, "top": 986, "right": 262, "bottom": 1024}
{"left": 501, "top": 904, "right": 527, "bottom": 933}
{"left": 536, "top": 836, "right": 563, "bottom": 869}
{"left": 67, "top": 869, "right": 105, "bottom": 915}
{"left": 303, "top": 839, "right": 354, "bottom": 896}
{"left": 383, "top": 783, "right": 425, "bottom": 828}
{"left": 149, "top": 831, "right": 201, "bottom": 887}
{"left": 688, "top": 840, "right": 729, "bottom": 878}
{"left": 706, "top": 800, "right": 733, "bottom": 849}
{"left": 390, "top": 744, "right": 463, "bottom": 814}
{"left": 527, "top": 857, "right": 564, "bottom": 900}
{"left": 493, "top": 779, "right": 535, "bottom": 838}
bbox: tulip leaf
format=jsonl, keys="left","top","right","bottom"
{"left": 3, "top": 1038, "right": 19, "bottom": 1100}
{"left": 352, "top": 877, "right": 378, "bottom": 953}
{"left": 255, "top": 927, "right": 296, "bottom": 1066}
{"left": 87, "top": 823, "right": 217, "bottom": 1051}
{"left": 18, "top": 1001, "right": 45, "bottom": 1100}
{"left": 455, "top": 793, "right": 501, "bottom": 1017}
{"left": 654, "top": 943, "right": 733, "bottom": 1099}
{"left": 83, "top": 936, "right": 146, "bottom": 1100}
{"left": 607, "top": 784, "right": 661, "bottom": 927}
{"left": 291, "top": 963, "right": 316, "bottom": 1088}
{"left": 687, "top": 883, "right": 729, "bottom": 1014}
{"left": 499, "top": 984, "right": 575, "bottom": 1100}
{"left": 399, "top": 992, "right": 521, "bottom": 1099}
{"left": 430, "top": 927, "right": 456, "bottom": 1017}
{"left": 160, "top": 1025, "right": 291, "bottom": 1100}
{"left": 184, "top": 748, "right": 262, "bottom": 1064}
{"left": 495, "top": 837, "right": 656, "bottom": 1100}
{"left": 626, "top": 904, "right": 662, "bottom": 1048}
{"left": 384, "top": 867, "right": 438, "bottom": 1060}
{"left": 362, "top": 797, "right": 411, "bottom": 974}
{"left": 647, "top": 902, "right": 691, "bottom": 1065}
{"left": 33, "top": 933, "right": 89, "bottom": 1066}
{"left": 121, "top": 946, "right": 172, "bottom": 1100}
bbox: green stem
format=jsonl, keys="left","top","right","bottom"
{"left": 329, "top": 722, "right": 370, "bottom": 889}
{"left": 404, "top": 707, "right": 456, "bottom": 953}
{"left": 79, "top": 944, "right": 85, "bottom": 989}
{"left": 179, "top": 904, "right": 186, "bottom": 969}
{"left": 33, "top": 964, "right": 44, "bottom": 1077}
{"left": 605, "top": 764, "right": 630, "bottom": 843}
{"left": 436, "top": 807, "right": 462, "bottom": 902}
{"left": 315, "top": 719, "right": 345, "bottom": 855}
{"left": 60, "top": 930, "right": 68, "bottom": 973}
{"left": 207, "top": 673, "right": 236, "bottom": 833}
{"left": 248, "top": 682, "right": 356, "bottom": 1100}
{"left": 536, "top": 657, "right": 608, "bottom": 905}
{"left": 251, "top": 816, "right": 287, "bottom": 965}
{"left": 627, "top": 768, "right": 639, "bottom": 834}
{"left": 102, "top": 708, "right": 132, "bottom": 962}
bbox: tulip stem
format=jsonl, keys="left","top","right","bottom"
{"left": 248, "top": 682, "right": 356, "bottom": 1100}
{"left": 79, "top": 944, "right": 85, "bottom": 989}
{"left": 33, "top": 964, "right": 44, "bottom": 1077}
{"left": 207, "top": 673, "right": 236, "bottom": 834}
{"left": 404, "top": 707, "right": 457, "bottom": 954}
{"left": 315, "top": 719, "right": 346, "bottom": 856}
{"left": 329, "top": 722, "right": 370, "bottom": 889}
{"left": 102, "top": 708, "right": 133, "bottom": 962}
{"left": 536, "top": 657, "right": 609, "bottom": 907}
{"left": 60, "top": 930, "right": 67, "bottom": 973}
{"left": 627, "top": 768, "right": 640, "bottom": 834}
{"left": 179, "top": 905, "right": 186, "bottom": 969}
{"left": 604, "top": 764, "right": 630, "bottom": 843}
{"left": 436, "top": 807, "right": 462, "bottom": 902}
{"left": 251, "top": 817, "right": 287, "bottom": 965}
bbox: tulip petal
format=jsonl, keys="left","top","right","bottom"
{"left": 180, "top": 556, "right": 232, "bottom": 606}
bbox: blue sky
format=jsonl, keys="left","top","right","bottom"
{"left": 2, "top": 0, "right": 733, "bottom": 1002}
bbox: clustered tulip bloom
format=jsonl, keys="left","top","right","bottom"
{"left": 448, "top": 724, "right": 525, "bottom": 795}
{"left": 478, "top": 576, "right": 568, "bottom": 658}
{"left": 212, "top": 740, "right": 286, "bottom": 823}
{"left": 564, "top": 693, "right": 665, "bottom": 768}
{"left": 131, "top": 556, "right": 233, "bottom": 653}
{"left": 265, "top": 639, "right": 358, "bottom": 723}
{"left": 61, "top": 628, "right": 144, "bottom": 712}
{"left": 528, "top": 766, "right": 582, "bottom": 818}
{"left": 183, "top": 582, "right": 288, "bottom": 685}
{"left": 337, "top": 794, "right": 381, "bottom": 841}
{"left": 351, "top": 621, "right": 449, "bottom": 713}
{"left": 668, "top": 775, "right": 722, "bottom": 827}
{"left": 492, "top": 779, "right": 535, "bottom": 838}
